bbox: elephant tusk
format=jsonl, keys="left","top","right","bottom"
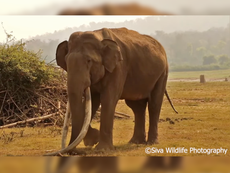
{"left": 61, "top": 100, "right": 71, "bottom": 149}
{"left": 44, "top": 87, "right": 92, "bottom": 156}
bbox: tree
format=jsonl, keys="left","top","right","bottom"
{"left": 187, "top": 43, "right": 194, "bottom": 57}
{"left": 196, "top": 47, "right": 206, "bottom": 57}
{"left": 218, "top": 54, "right": 230, "bottom": 65}
{"left": 202, "top": 55, "right": 217, "bottom": 65}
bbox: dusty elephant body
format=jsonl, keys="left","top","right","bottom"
{"left": 53, "top": 27, "right": 176, "bottom": 154}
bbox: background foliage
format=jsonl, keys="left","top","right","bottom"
{"left": 0, "top": 34, "right": 61, "bottom": 90}
{"left": 0, "top": 31, "right": 66, "bottom": 127}
{"left": 23, "top": 18, "right": 230, "bottom": 72}
{"left": 154, "top": 26, "right": 230, "bottom": 71}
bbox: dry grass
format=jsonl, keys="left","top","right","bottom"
{"left": 0, "top": 81, "right": 229, "bottom": 156}
{"left": 168, "top": 69, "right": 230, "bottom": 80}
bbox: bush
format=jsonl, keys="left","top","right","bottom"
{"left": 218, "top": 54, "right": 230, "bottom": 65}
{"left": 0, "top": 40, "right": 60, "bottom": 90}
{"left": 202, "top": 55, "right": 217, "bottom": 65}
{"left": 0, "top": 32, "right": 67, "bottom": 127}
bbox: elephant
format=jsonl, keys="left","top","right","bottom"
{"left": 46, "top": 27, "right": 178, "bottom": 155}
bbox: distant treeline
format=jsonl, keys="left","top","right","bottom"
{"left": 169, "top": 64, "right": 229, "bottom": 72}
{"left": 25, "top": 22, "right": 230, "bottom": 71}
{"left": 153, "top": 26, "right": 230, "bottom": 71}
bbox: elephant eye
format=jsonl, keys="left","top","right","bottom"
{"left": 86, "top": 57, "right": 92, "bottom": 64}
{"left": 84, "top": 54, "right": 92, "bottom": 63}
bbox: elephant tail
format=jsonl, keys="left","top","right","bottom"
{"left": 165, "top": 90, "right": 178, "bottom": 114}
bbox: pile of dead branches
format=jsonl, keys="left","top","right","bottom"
{"left": 0, "top": 34, "right": 68, "bottom": 128}
{"left": 0, "top": 69, "right": 68, "bottom": 128}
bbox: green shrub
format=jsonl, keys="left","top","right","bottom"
{"left": 0, "top": 38, "right": 61, "bottom": 90}
{"left": 0, "top": 32, "right": 66, "bottom": 126}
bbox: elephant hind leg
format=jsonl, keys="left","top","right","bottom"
{"left": 125, "top": 99, "right": 148, "bottom": 144}
{"left": 147, "top": 73, "right": 167, "bottom": 144}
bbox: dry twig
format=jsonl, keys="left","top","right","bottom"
{"left": 0, "top": 112, "right": 59, "bottom": 129}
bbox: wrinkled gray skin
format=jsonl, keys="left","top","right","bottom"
{"left": 56, "top": 27, "right": 177, "bottom": 151}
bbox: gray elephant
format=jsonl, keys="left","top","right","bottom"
{"left": 46, "top": 27, "right": 177, "bottom": 155}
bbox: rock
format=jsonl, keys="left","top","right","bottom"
{"left": 169, "top": 120, "right": 175, "bottom": 124}
{"left": 166, "top": 117, "right": 171, "bottom": 121}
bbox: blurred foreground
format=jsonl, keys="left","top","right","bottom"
{"left": 58, "top": 3, "right": 169, "bottom": 15}
{"left": 0, "top": 157, "right": 230, "bottom": 173}
{"left": 2, "top": 0, "right": 230, "bottom": 15}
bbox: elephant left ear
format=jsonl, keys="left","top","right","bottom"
{"left": 101, "top": 39, "right": 123, "bottom": 73}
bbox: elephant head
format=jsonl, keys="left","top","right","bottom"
{"left": 48, "top": 31, "right": 123, "bottom": 155}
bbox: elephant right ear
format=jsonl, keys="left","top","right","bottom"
{"left": 56, "top": 41, "right": 68, "bottom": 71}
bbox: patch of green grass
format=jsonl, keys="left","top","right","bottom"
{"left": 0, "top": 82, "right": 229, "bottom": 156}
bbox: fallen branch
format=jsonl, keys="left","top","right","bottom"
{"left": 18, "top": 85, "right": 66, "bottom": 116}
{"left": 0, "top": 91, "right": 7, "bottom": 115}
{"left": 0, "top": 112, "right": 59, "bottom": 129}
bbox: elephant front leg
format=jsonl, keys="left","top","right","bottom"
{"left": 83, "top": 93, "right": 100, "bottom": 147}
{"left": 95, "top": 94, "right": 118, "bottom": 150}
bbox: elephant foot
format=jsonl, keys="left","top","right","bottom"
{"left": 83, "top": 128, "right": 99, "bottom": 147}
{"left": 147, "top": 138, "right": 159, "bottom": 145}
{"left": 129, "top": 136, "right": 146, "bottom": 144}
{"left": 95, "top": 141, "right": 114, "bottom": 151}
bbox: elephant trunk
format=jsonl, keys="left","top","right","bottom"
{"left": 45, "top": 52, "right": 92, "bottom": 156}
{"left": 67, "top": 82, "right": 87, "bottom": 143}
{"left": 44, "top": 87, "right": 91, "bottom": 156}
